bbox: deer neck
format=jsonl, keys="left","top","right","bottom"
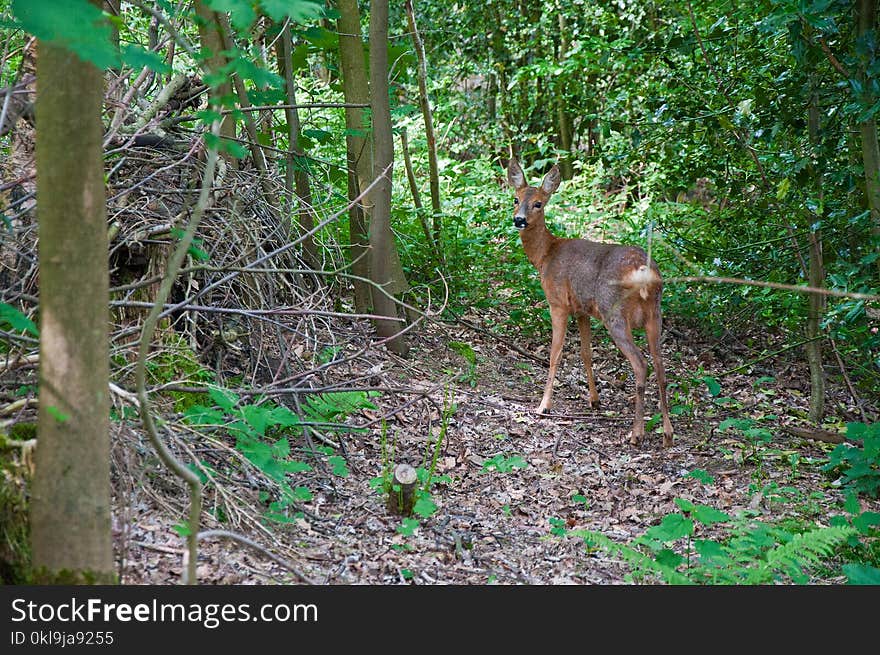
{"left": 520, "top": 220, "right": 558, "bottom": 270}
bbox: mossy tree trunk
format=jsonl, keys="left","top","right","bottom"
{"left": 31, "top": 36, "right": 113, "bottom": 583}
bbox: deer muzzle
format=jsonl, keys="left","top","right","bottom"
{"left": 514, "top": 213, "right": 528, "bottom": 229}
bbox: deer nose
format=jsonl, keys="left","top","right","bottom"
{"left": 514, "top": 213, "right": 528, "bottom": 229}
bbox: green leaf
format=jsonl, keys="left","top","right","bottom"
{"left": 655, "top": 548, "right": 684, "bottom": 568}
{"left": 397, "top": 517, "right": 419, "bottom": 536}
{"left": 172, "top": 522, "right": 191, "bottom": 537}
{"left": 843, "top": 563, "right": 880, "bottom": 585}
{"left": 292, "top": 486, "right": 312, "bottom": 502}
{"left": 329, "top": 455, "right": 349, "bottom": 478}
{"left": 702, "top": 376, "right": 721, "bottom": 397}
{"left": 673, "top": 498, "right": 696, "bottom": 513}
{"left": 413, "top": 495, "right": 437, "bottom": 518}
{"left": 121, "top": 45, "right": 171, "bottom": 74}
{"left": 852, "top": 511, "right": 880, "bottom": 534}
{"left": 208, "top": 386, "right": 239, "bottom": 411}
{"left": 642, "top": 514, "right": 694, "bottom": 543}
{"left": 46, "top": 406, "right": 70, "bottom": 423}
{"left": 12, "top": 0, "right": 118, "bottom": 69}
{"left": 205, "top": 0, "right": 256, "bottom": 31}
{"left": 844, "top": 493, "right": 861, "bottom": 515}
{"left": 260, "top": 0, "right": 324, "bottom": 23}
{"left": 684, "top": 469, "right": 715, "bottom": 485}
{"left": 692, "top": 505, "right": 731, "bottom": 526}
{"left": 0, "top": 303, "right": 38, "bottom": 336}
{"left": 694, "top": 539, "right": 729, "bottom": 563}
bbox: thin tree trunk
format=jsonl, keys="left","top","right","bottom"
{"left": 31, "top": 36, "right": 113, "bottom": 583}
{"left": 278, "top": 22, "right": 317, "bottom": 268}
{"left": 807, "top": 89, "right": 825, "bottom": 423}
{"left": 400, "top": 127, "right": 434, "bottom": 247}
{"left": 369, "top": 0, "right": 409, "bottom": 356}
{"left": 404, "top": 0, "right": 442, "bottom": 248}
{"left": 556, "top": 12, "right": 573, "bottom": 180}
{"left": 857, "top": 0, "right": 880, "bottom": 273}
{"left": 337, "top": 0, "right": 372, "bottom": 312}
{"left": 194, "top": 1, "right": 236, "bottom": 160}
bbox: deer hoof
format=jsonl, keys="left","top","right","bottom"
{"left": 628, "top": 431, "right": 641, "bottom": 446}
{"left": 662, "top": 434, "right": 674, "bottom": 448}
{"left": 536, "top": 404, "right": 551, "bottom": 415}
{"left": 588, "top": 399, "right": 601, "bottom": 410}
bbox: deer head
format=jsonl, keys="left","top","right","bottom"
{"left": 508, "top": 158, "right": 561, "bottom": 230}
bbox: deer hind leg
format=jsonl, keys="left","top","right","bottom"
{"left": 606, "top": 316, "right": 648, "bottom": 446}
{"left": 537, "top": 306, "right": 568, "bottom": 413}
{"left": 576, "top": 315, "right": 600, "bottom": 409}
{"left": 645, "top": 312, "right": 674, "bottom": 448}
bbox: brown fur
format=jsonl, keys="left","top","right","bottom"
{"left": 507, "top": 158, "right": 673, "bottom": 447}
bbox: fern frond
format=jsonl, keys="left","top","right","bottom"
{"left": 745, "top": 526, "right": 856, "bottom": 584}
{"left": 574, "top": 530, "right": 693, "bottom": 585}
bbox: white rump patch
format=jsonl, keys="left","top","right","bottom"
{"left": 624, "top": 265, "right": 658, "bottom": 300}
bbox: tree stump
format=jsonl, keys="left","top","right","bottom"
{"left": 386, "top": 463, "right": 418, "bottom": 516}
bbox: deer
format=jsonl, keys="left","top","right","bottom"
{"left": 507, "top": 158, "right": 673, "bottom": 448}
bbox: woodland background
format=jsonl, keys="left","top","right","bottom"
{"left": 0, "top": 0, "right": 879, "bottom": 585}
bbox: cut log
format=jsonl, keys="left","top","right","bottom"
{"left": 386, "top": 463, "right": 418, "bottom": 516}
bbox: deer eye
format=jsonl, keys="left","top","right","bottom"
{"left": 533, "top": 201, "right": 543, "bottom": 209}
{"left": 513, "top": 197, "right": 519, "bottom": 205}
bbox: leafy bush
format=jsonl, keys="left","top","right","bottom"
{"left": 824, "top": 422, "right": 880, "bottom": 498}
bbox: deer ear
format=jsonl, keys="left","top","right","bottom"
{"left": 507, "top": 159, "right": 526, "bottom": 189}
{"left": 542, "top": 165, "right": 561, "bottom": 194}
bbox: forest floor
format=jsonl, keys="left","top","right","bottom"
{"left": 115, "top": 308, "right": 878, "bottom": 585}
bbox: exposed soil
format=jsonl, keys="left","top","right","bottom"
{"left": 114, "top": 314, "right": 877, "bottom": 585}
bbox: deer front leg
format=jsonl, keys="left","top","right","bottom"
{"left": 537, "top": 307, "right": 568, "bottom": 413}
{"left": 577, "top": 315, "right": 600, "bottom": 409}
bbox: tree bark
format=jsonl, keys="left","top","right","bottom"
{"left": 556, "top": 12, "right": 574, "bottom": 180}
{"left": 194, "top": 1, "right": 237, "bottom": 160}
{"left": 337, "top": 0, "right": 372, "bottom": 313}
{"left": 369, "top": 0, "right": 409, "bottom": 356}
{"left": 404, "top": 0, "right": 443, "bottom": 249}
{"left": 278, "top": 22, "right": 317, "bottom": 268}
{"left": 857, "top": 0, "right": 880, "bottom": 274}
{"left": 31, "top": 38, "right": 113, "bottom": 583}
{"left": 807, "top": 89, "right": 825, "bottom": 423}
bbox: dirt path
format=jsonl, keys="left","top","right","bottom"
{"left": 119, "top": 318, "right": 869, "bottom": 584}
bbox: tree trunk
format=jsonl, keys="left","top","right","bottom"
{"left": 807, "top": 89, "right": 825, "bottom": 423}
{"left": 194, "top": 0, "right": 237, "bottom": 161}
{"left": 369, "top": 0, "right": 410, "bottom": 356}
{"left": 857, "top": 0, "right": 880, "bottom": 274}
{"left": 400, "top": 127, "right": 434, "bottom": 247}
{"left": 337, "top": 0, "right": 372, "bottom": 312}
{"left": 31, "top": 37, "right": 113, "bottom": 583}
{"left": 404, "top": 0, "right": 443, "bottom": 250}
{"left": 556, "top": 12, "right": 574, "bottom": 180}
{"left": 278, "top": 22, "right": 317, "bottom": 268}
